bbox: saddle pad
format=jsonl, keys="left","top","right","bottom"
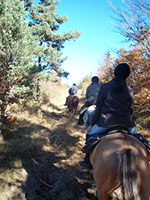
{"left": 80, "top": 107, "right": 88, "bottom": 115}
{"left": 82, "top": 132, "right": 108, "bottom": 154}
{"left": 82, "top": 138, "right": 101, "bottom": 153}
{"left": 82, "top": 129, "right": 129, "bottom": 154}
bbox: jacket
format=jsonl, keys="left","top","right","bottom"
{"left": 91, "top": 78, "right": 135, "bottom": 128}
{"left": 69, "top": 86, "right": 78, "bottom": 95}
{"left": 86, "top": 82, "right": 101, "bottom": 102}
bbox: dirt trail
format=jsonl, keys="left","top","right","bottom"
{"left": 1, "top": 84, "right": 149, "bottom": 200}
{"left": 0, "top": 88, "right": 98, "bottom": 200}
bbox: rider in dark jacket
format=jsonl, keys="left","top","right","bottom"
{"left": 87, "top": 63, "right": 136, "bottom": 137}
{"left": 91, "top": 73, "right": 134, "bottom": 129}
{"left": 79, "top": 63, "right": 150, "bottom": 170}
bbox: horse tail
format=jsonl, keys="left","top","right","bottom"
{"left": 118, "top": 149, "right": 140, "bottom": 200}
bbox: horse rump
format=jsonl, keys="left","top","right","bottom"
{"left": 90, "top": 133, "right": 150, "bottom": 200}
{"left": 72, "top": 95, "right": 79, "bottom": 113}
{"left": 67, "top": 95, "right": 79, "bottom": 114}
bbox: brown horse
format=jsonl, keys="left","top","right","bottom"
{"left": 66, "top": 95, "right": 79, "bottom": 114}
{"left": 90, "top": 133, "right": 150, "bottom": 200}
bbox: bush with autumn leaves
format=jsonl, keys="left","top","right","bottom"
{"left": 97, "top": 47, "right": 150, "bottom": 129}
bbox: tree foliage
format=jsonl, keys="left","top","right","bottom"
{"left": 79, "top": 75, "right": 91, "bottom": 96}
{"left": 114, "top": 46, "right": 150, "bottom": 107}
{"left": 108, "top": 0, "right": 150, "bottom": 112}
{"left": 0, "top": 0, "right": 81, "bottom": 133}
{"left": 97, "top": 50, "right": 114, "bottom": 83}
{"left": 0, "top": 0, "right": 38, "bottom": 100}
{"left": 109, "top": 0, "right": 150, "bottom": 56}
{"left": 0, "top": 0, "right": 37, "bottom": 133}
{"left": 28, "top": 0, "right": 81, "bottom": 77}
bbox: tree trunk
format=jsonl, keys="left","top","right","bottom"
{"left": 0, "top": 93, "right": 7, "bottom": 134}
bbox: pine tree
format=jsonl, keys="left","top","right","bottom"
{"left": 29, "top": 0, "right": 81, "bottom": 77}
{"left": 0, "top": 0, "right": 37, "bottom": 133}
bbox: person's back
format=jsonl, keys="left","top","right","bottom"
{"left": 86, "top": 76, "right": 101, "bottom": 104}
{"left": 91, "top": 63, "right": 134, "bottom": 128}
{"left": 92, "top": 78, "right": 134, "bottom": 128}
{"left": 69, "top": 83, "right": 78, "bottom": 95}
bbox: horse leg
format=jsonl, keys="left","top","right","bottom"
{"left": 139, "top": 172, "right": 150, "bottom": 200}
{"left": 74, "top": 106, "right": 77, "bottom": 114}
{"left": 94, "top": 174, "right": 117, "bottom": 200}
{"left": 97, "top": 190, "right": 109, "bottom": 200}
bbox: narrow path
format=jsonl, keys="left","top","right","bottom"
{"left": 0, "top": 92, "right": 97, "bottom": 200}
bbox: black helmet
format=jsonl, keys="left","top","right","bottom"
{"left": 91, "top": 76, "right": 99, "bottom": 83}
{"left": 114, "top": 63, "right": 130, "bottom": 80}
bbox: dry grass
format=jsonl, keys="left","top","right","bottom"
{"left": 0, "top": 81, "right": 149, "bottom": 200}
{"left": 0, "top": 81, "right": 97, "bottom": 200}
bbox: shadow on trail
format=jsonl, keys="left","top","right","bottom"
{"left": 0, "top": 102, "right": 97, "bottom": 200}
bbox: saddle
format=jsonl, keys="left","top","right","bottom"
{"left": 82, "top": 125, "right": 129, "bottom": 154}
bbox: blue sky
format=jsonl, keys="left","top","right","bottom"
{"left": 35, "top": 0, "right": 130, "bottom": 85}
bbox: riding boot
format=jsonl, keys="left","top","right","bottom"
{"left": 79, "top": 153, "right": 93, "bottom": 170}
{"left": 79, "top": 134, "right": 93, "bottom": 170}
{"left": 134, "top": 134, "right": 150, "bottom": 150}
{"left": 64, "top": 96, "right": 69, "bottom": 106}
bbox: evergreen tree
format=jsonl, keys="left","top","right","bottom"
{"left": 0, "top": 0, "right": 37, "bottom": 133}
{"left": 23, "top": 0, "right": 33, "bottom": 10}
{"left": 29, "top": 0, "right": 81, "bottom": 77}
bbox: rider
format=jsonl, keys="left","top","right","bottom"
{"left": 77, "top": 76, "right": 100, "bottom": 126}
{"left": 85, "top": 76, "right": 101, "bottom": 107}
{"left": 65, "top": 83, "right": 78, "bottom": 106}
{"left": 79, "top": 63, "right": 150, "bottom": 170}
{"left": 69, "top": 83, "right": 78, "bottom": 95}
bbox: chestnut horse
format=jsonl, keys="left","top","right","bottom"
{"left": 90, "top": 133, "right": 150, "bottom": 200}
{"left": 66, "top": 95, "right": 79, "bottom": 114}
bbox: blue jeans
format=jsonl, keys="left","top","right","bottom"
{"left": 128, "top": 127, "right": 138, "bottom": 135}
{"left": 87, "top": 124, "right": 107, "bottom": 136}
{"left": 87, "top": 124, "right": 138, "bottom": 136}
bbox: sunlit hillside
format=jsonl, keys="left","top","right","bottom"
{"left": 0, "top": 81, "right": 149, "bottom": 200}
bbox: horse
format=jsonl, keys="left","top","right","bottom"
{"left": 66, "top": 95, "right": 79, "bottom": 114}
{"left": 89, "top": 132, "right": 150, "bottom": 200}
